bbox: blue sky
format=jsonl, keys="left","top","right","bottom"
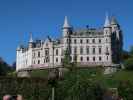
{"left": 0, "top": 0, "right": 132, "bottom": 64}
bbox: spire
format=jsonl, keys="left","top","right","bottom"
{"left": 104, "top": 13, "right": 110, "bottom": 27}
{"left": 63, "top": 16, "right": 71, "bottom": 28}
{"left": 111, "top": 16, "right": 118, "bottom": 25}
{"left": 29, "top": 32, "right": 33, "bottom": 43}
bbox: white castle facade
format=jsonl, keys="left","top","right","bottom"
{"left": 16, "top": 15, "right": 123, "bottom": 72}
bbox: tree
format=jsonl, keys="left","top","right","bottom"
{"left": 62, "top": 49, "right": 71, "bottom": 68}
{"left": 118, "top": 81, "right": 133, "bottom": 100}
{"left": 130, "top": 46, "right": 133, "bottom": 56}
{"left": 124, "top": 46, "right": 133, "bottom": 70}
{"left": 121, "top": 50, "right": 130, "bottom": 61}
{"left": 124, "top": 57, "right": 133, "bottom": 70}
{"left": 55, "top": 69, "right": 105, "bottom": 100}
{"left": 0, "top": 57, "right": 13, "bottom": 76}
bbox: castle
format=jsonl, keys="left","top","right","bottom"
{"left": 16, "top": 14, "right": 123, "bottom": 72}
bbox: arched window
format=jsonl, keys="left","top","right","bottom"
{"left": 87, "top": 57, "right": 89, "bottom": 61}
{"left": 80, "top": 56, "right": 83, "bottom": 61}
{"left": 99, "top": 56, "right": 102, "bottom": 61}
{"left": 93, "top": 57, "right": 95, "bottom": 61}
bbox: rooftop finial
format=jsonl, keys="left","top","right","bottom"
{"left": 63, "top": 16, "right": 71, "bottom": 28}
{"left": 29, "top": 32, "right": 33, "bottom": 43}
{"left": 104, "top": 12, "right": 110, "bottom": 27}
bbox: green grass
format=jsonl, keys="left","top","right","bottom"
{"left": 30, "top": 69, "right": 48, "bottom": 78}
{"left": 29, "top": 67, "right": 133, "bottom": 88}
{"left": 113, "top": 70, "right": 133, "bottom": 81}
{"left": 75, "top": 68, "right": 133, "bottom": 88}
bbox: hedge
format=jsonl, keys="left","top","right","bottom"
{"left": 0, "top": 77, "right": 51, "bottom": 100}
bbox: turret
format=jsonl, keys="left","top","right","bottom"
{"left": 103, "top": 13, "right": 112, "bottom": 64}
{"left": 103, "top": 13, "right": 111, "bottom": 35}
{"left": 111, "top": 16, "right": 120, "bottom": 32}
{"left": 110, "top": 16, "right": 121, "bottom": 40}
{"left": 28, "top": 32, "right": 33, "bottom": 48}
{"left": 110, "top": 16, "right": 123, "bottom": 63}
{"left": 62, "top": 16, "right": 72, "bottom": 37}
{"left": 62, "top": 16, "right": 72, "bottom": 56}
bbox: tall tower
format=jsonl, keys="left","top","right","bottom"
{"left": 28, "top": 32, "right": 33, "bottom": 68}
{"left": 103, "top": 13, "right": 112, "bottom": 65}
{"left": 28, "top": 32, "right": 33, "bottom": 48}
{"left": 62, "top": 16, "right": 72, "bottom": 55}
{"left": 62, "top": 16, "right": 72, "bottom": 37}
{"left": 111, "top": 16, "right": 123, "bottom": 63}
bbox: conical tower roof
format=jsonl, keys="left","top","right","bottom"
{"left": 63, "top": 16, "right": 71, "bottom": 28}
{"left": 29, "top": 32, "right": 33, "bottom": 43}
{"left": 104, "top": 13, "right": 110, "bottom": 27}
{"left": 111, "top": 16, "right": 118, "bottom": 25}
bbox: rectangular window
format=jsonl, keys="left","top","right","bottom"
{"left": 56, "top": 49, "right": 58, "bottom": 55}
{"left": 92, "top": 47, "right": 95, "bottom": 54}
{"left": 99, "top": 48, "right": 102, "bottom": 54}
{"left": 93, "top": 57, "right": 95, "bottom": 61}
{"left": 99, "top": 39, "right": 101, "bottom": 43}
{"left": 38, "top": 52, "right": 40, "bottom": 57}
{"left": 46, "top": 57, "right": 49, "bottom": 63}
{"left": 80, "top": 39, "right": 83, "bottom": 44}
{"left": 61, "top": 58, "right": 63, "bottom": 63}
{"left": 87, "top": 57, "right": 89, "bottom": 61}
{"left": 33, "top": 53, "right": 35, "bottom": 57}
{"left": 92, "top": 39, "right": 95, "bottom": 43}
{"left": 38, "top": 60, "right": 40, "bottom": 64}
{"left": 74, "top": 47, "right": 77, "bottom": 54}
{"left": 80, "top": 47, "right": 83, "bottom": 54}
{"left": 45, "top": 50, "right": 49, "bottom": 56}
{"left": 74, "top": 39, "right": 77, "bottom": 44}
{"left": 86, "top": 39, "right": 89, "bottom": 43}
{"left": 99, "top": 56, "right": 102, "bottom": 61}
{"left": 80, "top": 56, "right": 83, "bottom": 61}
{"left": 86, "top": 46, "right": 89, "bottom": 54}
{"left": 56, "top": 58, "right": 58, "bottom": 62}
{"left": 74, "top": 55, "right": 77, "bottom": 62}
